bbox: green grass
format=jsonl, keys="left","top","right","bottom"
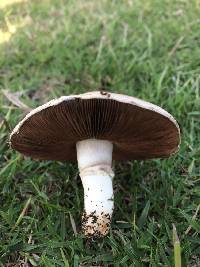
{"left": 0, "top": 0, "right": 200, "bottom": 266}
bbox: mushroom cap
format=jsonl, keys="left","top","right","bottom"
{"left": 10, "top": 91, "right": 180, "bottom": 161}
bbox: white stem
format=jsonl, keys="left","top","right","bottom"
{"left": 76, "top": 139, "right": 114, "bottom": 238}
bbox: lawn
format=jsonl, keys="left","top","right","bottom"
{"left": 0, "top": 0, "right": 200, "bottom": 266}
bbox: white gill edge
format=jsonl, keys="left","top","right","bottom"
{"left": 10, "top": 91, "right": 180, "bottom": 152}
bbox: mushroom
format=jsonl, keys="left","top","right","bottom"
{"left": 10, "top": 91, "right": 180, "bottom": 238}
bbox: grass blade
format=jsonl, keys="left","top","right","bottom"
{"left": 138, "top": 200, "right": 150, "bottom": 228}
{"left": 12, "top": 196, "right": 32, "bottom": 230}
{"left": 173, "top": 224, "right": 181, "bottom": 267}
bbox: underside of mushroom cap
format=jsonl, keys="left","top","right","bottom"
{"left": 10, "top": 91, "right": 180, "bottom": 161}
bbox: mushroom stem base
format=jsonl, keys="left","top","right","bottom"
{"left": 80, "top": 171, "right": 114, "bottom": 237}
{"left": 82, "top": 210, "right": 112, "bottom": 238}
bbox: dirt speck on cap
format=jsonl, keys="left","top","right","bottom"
{"left": 100, "top": 91, "right": 111, "bottom": 97}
